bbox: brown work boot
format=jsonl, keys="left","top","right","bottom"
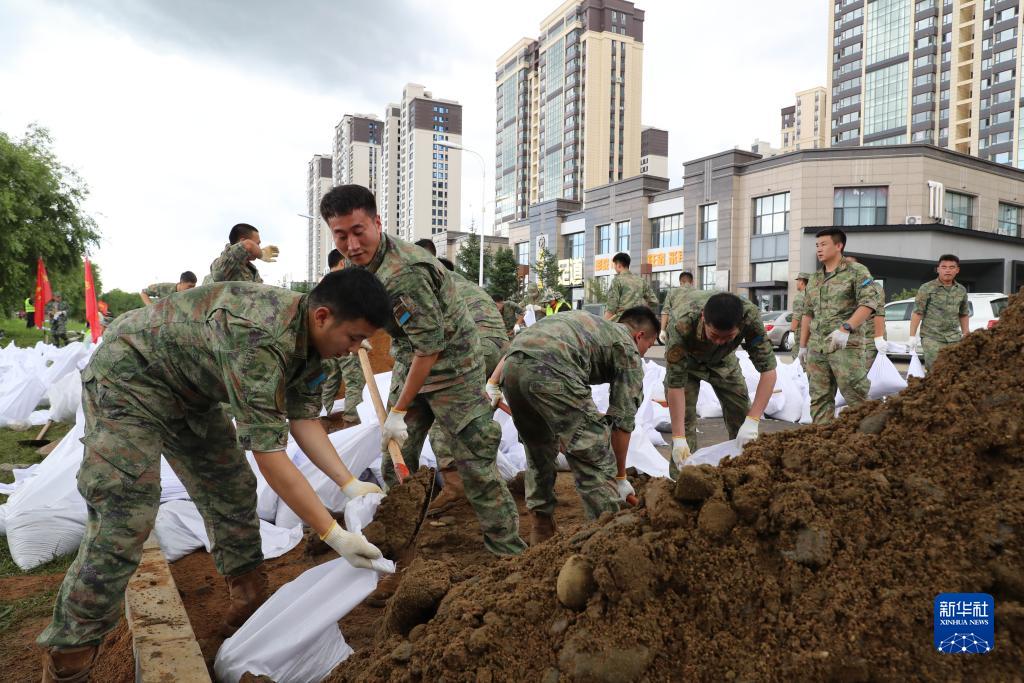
{"left": 425, "top": 468, "right": 465, "bottom": 517}
{"left": 41, "top": 645, "right": 99, "bottom": 683}
{"left": 221, "top": 566, "right": 268, "bottom": 637}
{"left": 529, "top": 511, "right": 557, "bottom": 546}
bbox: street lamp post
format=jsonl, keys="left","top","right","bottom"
{"left": 436, "top": 140, "right": 486, "bottom": 287}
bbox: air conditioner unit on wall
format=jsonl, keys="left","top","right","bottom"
{"left": 905, "top": 215, "right": 923, "bottom": 225}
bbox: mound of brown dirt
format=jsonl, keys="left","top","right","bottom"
{"left": 331, "top": 293, "right": 1024, "bottom": 682}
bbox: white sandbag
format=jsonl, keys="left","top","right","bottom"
{"left": 766, "top": 362, "right": 805, "bottom": 424}
{"left": 46, "top": 371, "right": 82, "bottom": 424}
{"left": 0, "top": 463, "right": 41, "bottom": 496}
{"left": 159, "top": 457, "right": 190, "bottom": 503}
{"left": 908, "top": 352, "right": 926, "bottom": 378}
{"left": 523, "top": 307, "right": 537, "bottom": 327}
{"left": 736, "top": 350, "right": 786, "bottom": 416}
{"left": 41, "top": 342, "right": 89, "bottom": 387}
{"left": 867, "top": 353, "right": 907, "bottom": 399}
{"left": 696, "top": 381, "right": 723, "bottom": 418}
{"left": 0, "top": 367, "right": 47, "bottom": 427}
{"left": 686, "top": 439, "right": 743, "bottom": 468}
{"left": 247, "top": 452, "right": 280, "bottom": 523}
{"left": 0, "top": 504, "right": 6, "bottom": 535}
{"left": 344, "top": 492, "right": 384, "bottom": 532}
{"left": 154, "top": 499, "right": 303, "bottom": 563}
{"left": 214, "top": 496, "right": 393, "bottom": 683}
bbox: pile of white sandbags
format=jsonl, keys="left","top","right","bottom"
{"left": 0, "top": 341, "right": 91, "bottom": 428}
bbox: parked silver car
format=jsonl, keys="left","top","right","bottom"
{"left": 761, "top": 311, "right": 796, "bottom": 351}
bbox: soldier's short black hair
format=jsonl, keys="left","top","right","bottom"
{"left": 327, "top": 249, "right": 343, "bottom": 269}
{"left": 229, "top": 223, "right": 259, "bottom": 244}
{"left": 437, "top": 257, "right": 455, "bottom": 271}
{"left": 612, "top": 252, "right": 631, "bottom": 268}
{"left": 492, "top": 293, "right": 505, "bottom": 303}
{"left": 680, "top": 271, "right": 694, "bottom": 284}
{"left": 937, "top": 253, "right": 960, "bottom": 265}
{"left": 414, "top": 238, "right": 437, "bottom": 256}
{"left": 619, "top": 306, "right": 661, "bottom": 337}
{"left": 815, "top": 227, "right": 847, "bottom": 251}
{"left": 320, "top": 184, "right": 377, "bottom": 221}
{"left": 703, "top": 293, "right": 745, "bottom": 331}
{"left": 179, "top": 271, "right": 197, "bottom": 284}
{"left": 309, "top": 268, "right": 390, "bottom": 328}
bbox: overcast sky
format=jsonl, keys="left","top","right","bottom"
{"left": 0, "top": 0, "right": 828, "bottom": 291}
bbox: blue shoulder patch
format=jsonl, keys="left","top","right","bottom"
{"left": 861, "top": 278, "right": 873, "bottom": 286}
{"left": 307, "top": 372, "right": 326, "bottom": 390}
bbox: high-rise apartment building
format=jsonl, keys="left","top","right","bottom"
{"left": 306, "top": 154, "right": 333, "bottom": 283}
{"left": 495, "top": 0, "right": 646, "bottom": 234}
{"left": 780, "top": 86, "right": 827, "bottom": 152}
{"left": 379, "top": 104, "right": 401, "bottom": 234}
{"left": 828, "top": 0, "right": 1022, "bottom": 166}
{"left": 640, "top": 126, "right": 668, "bottom": 177}
{"left": 333, "top": 114, "right": 382, "bottom": 192}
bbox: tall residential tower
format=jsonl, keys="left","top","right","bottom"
{"left": 333, "top": 114, "right": 382, "bottom": 191}
{"left": 306, "top": 154, "right": 333, "bottom": 282}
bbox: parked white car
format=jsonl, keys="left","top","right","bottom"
{"left": 884, "top": 292, "right": 1009, "bottom": 345}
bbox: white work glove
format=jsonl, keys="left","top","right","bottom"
{"left": 826, "top": 329, "right": 850, "bottom": 352}
{"left": 658, "top": 329, "right": 668, "bottom": 344}
{"left": 874, "top": 336, "right": 887, "bottom": 353}
{"left": 735, "top": 416, "right": 760, "bottom": 447}
{"left": 671, "top": 437, "right": 691, "bottom": 472}
{"left": 513, "top": 324, "right": 521, "bottom": 334}
{"left": 320, "top": 521, "right": 383, "bottom": 570}
{"left": 485, "top": 380, "right": 502, "bottom": 409}
{"left": 615, "top": 475, "right": 635, "bottom": 502}
{"left": 381, "top": 408, "right": 408, "bottom": 451}
{"left": 797, "top": 347, "right": 808, "bottom": 364}
{"left": 360, "top": 339, "right": 373, "bottom": 352}
{"left": 908, "top": 336, "right": 921, "bottom": 354}
{"left": 342, "top": 478, "right": 383, "bottom": 499}
{"left": 259, "top": 245, "right": 280, "bottom": 262}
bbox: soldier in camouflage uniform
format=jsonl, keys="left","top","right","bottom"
{"left": 493, "top": 294, "right": 524, "bottom": 336}
{"left": 320, "top": 250, "right": 365, "bottom": 428}
{"left": 844, "top": 257, "right": 888, "bottom": 367}
{"left": 908, "top": 253, "right": 970, "bottom": 369}
{"left": 788, "top": 273, "right": 809, "bottom": 359}
{"left": 798, "top": 229, "right": 883, "bottom": 424}
{"left": 37, "top": 270, "right": 390, "bottom": 682}
{"left": 204, "top": 223, "right": 279, "bottom": 284}
{"left": 604, "top": 252, "right": 658, "bottom": 321}
{"left": 45, "top": 292, "right": 70, "bottom": 347}
{"left": 520, "top": 282, "right": 543, "bottom": 309}
{"left": 139, "top": 271, "right": 198, "bottom": 306}
{"left": 659, "top": 272, "right": 695, "bottom": 344}
{"left": 490, "top": 307, "right": 659, "bottom": 544}
{"left": 664, "top": 291, "right": 778, "bottom": 478}
{"left": 322, "top": 184, "right": 526, "bottom": 557}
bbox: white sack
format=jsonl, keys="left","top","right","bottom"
{"left": 737, "top": 350, "right": 786, "bottom": 416}
{"left": 908, "top": 352, "right": 926, "bottom": 378}
{"left": 46, "top": 371, "right": 82, "bottom": 424}
{"left": 523, "top": 307, "right": 537, "bottom": 327}
{"left": 766, "top": 361, "right": 806, "bottom": 424}
{"left": 154, "top": 499, "right": 303, "bottom": 563}
{"left": 686, "top": 439, "right": 743, "bottom": 468}
{"left": 696, "top": 381, "right": 723, "bottom": 418}
{"left": 0, "top": 463, "right": 41, "bottom": 496}
{"left": 866, "top": 353, "right": 908, "bottom": 399}
{"left": 0, "top": 367, "right": 46, "bottom": 427}
{"left": 159, "top": 457, "right": 191, "bottom": 503}
{"left": 0, "top": 504, "right": 6, "bottom": 535}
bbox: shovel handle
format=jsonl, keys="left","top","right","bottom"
{"left": 357, "top": 347, "right": 408, "bottom": 484}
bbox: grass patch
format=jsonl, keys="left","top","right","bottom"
{"left": 0, "top": 318, "right": 87, "bottom": 349}
{"left": 0, "top": 588, "right": 58, "bottom": 633}
{"left": 0, "top": 423, "right": 72, "bottom": 486}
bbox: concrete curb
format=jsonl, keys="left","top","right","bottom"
{"left": 125, "top": 534, "right": 211, "bottom": 682}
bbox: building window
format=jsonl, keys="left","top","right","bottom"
{"left": 700, "top": 204, "right": 718, "bottom": 240}
{"left": 564, "top": 232, "right": 585, "bottom": 259}
{"left": 651, "top": 213, "right": 683, "bottom": 248}
{"left": 944, "top": 191, "right": 974, "bottom": 229}
{"left": 997, "top": 202, "right": 1022, "bottom": 236}
{"left": 597, "top": 224, "right": 612, "bottom": 254}
{"left": 615, "top": 220, "right": 630, "bottom": 252}
{"left": 699, "top": 265, "right": 716, "bottom": 291}
{"left": 516, "top": 241, "right": 529, "bottom": 265}
{"left": 833, "top": 187, "right": 888, "bottom": 225}
{"left": 866, "top": 0, "right": 910, "bottom": 65}
{"left": 752, "top": 260, "right": 788, "bottom": 282}
{"left": 864, "top": 61, "right": 908, "bottom": 135}
{"left": 753, "top": 192, "right": 790, "bottom": 235}
{"left": 651, "top": 270, "right": 682, "bottom": 292}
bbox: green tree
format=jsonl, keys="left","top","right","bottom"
{"left": 49, "top": 261, "right": 103, "bottom": 319}
{"left": 101, "top": 288, "right": 144, "bottom": 317}
{"left": 889, "top": 287, "right": 918, "bottom": 303}
{"left": 455, "top": 233, "right": 493, "bottom": 285}
{"left": 535, "top": 247, "right": 569, "bottom": 299}
{"left": 485, "top": 247, "right": 520, "bottom": 299}
{"left": 585, "top": 276, "right": 608, "bottom": 304}
{"left": 0, "top": 125, "right": 100, "bottom": 315}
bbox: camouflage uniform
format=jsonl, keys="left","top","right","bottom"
{"left": 142, "top": 282, "right": 178, "bottom": 300}
{"left": 664, "top": 290, "right": 776, "bottom": 478}
{"left": 499, "top": 299, "right": 523, "bottom": 336}
{"left": 662, "top": 283, "right": 695, "bottom": 315}
{"left": 430, "top": 273, "right": 510, "bottom": 469}
{"left": 204, "top": 243, "right": 263, "bottom": 284}
{"left": 790, "top": 286, "right": 806, "bottom": 359}
{"left": 320, "top": 355, "right": 365, "bottom": 421}
{"left": 862, "top": 281, "right": 886, "bottom": 368}
{"left": 38, "top": 283, "right": 325, "bottom": 649}
{"left": 45, "top": 299, "right": 70, "bottom": 347}
{"left": 500, "top": 311, "right": 643, "bottom": 519}
{"left": 520, "top": 284, "right": 543, "bottom": 309}
{"left": 914, "top": 278, "right": 969, "bottom": 369}
{"left": 804, "top": 261, "right": 883, "bottom": 424}
{"left": 605, "top": 270, "right": 658, "bottom": 320}
{"left": 353, "top": 234, "right": 525, "bottom": 556}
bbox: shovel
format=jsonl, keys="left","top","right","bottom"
{"left": 356, "top": 347, "right": 410, "bottom": 484}
{"left": 18, "top": 420, "right": 53, "bottom": 448}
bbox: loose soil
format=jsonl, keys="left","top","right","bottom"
{"left": 329, "top": 292, "right": 1024, "bottom": 682}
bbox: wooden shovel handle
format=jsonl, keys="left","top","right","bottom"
{"left": 356, "top": 348, "right": 409, "bottom": 483}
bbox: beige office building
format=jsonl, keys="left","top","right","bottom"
{"left": 379, "top": 104, "right": 401, "bottom": 234}
{"left": 828, "top": 0, "right": 1023, "bottom": 166}
{"left": 780, "top": 86, "right": 827, "bottom": 153}
{"left": 640, "top": 126, "right": 669, "bottom": 177}
{"left": 333, "top": 114, "right": 382, "bottom": 193}
{"left": 306, "top": 154, "right": 334, "bottom": 283}
{"left": 495, "top": 0, "right": 646, "bottom": 235}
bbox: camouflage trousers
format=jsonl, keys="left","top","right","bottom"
{"left": 501, "top": 353, "right": 620, "bottom": 520}
{"left": 807, "top": 346, "right": 869, "bottom": 424}
{"left": 922, "top": 337, "right": 953, "bottom": 370}
{"left": 667, "top": 356, "right": 750, "bottom": 479}
{"left": 51, "top": 320, "right": 68, "bottom": 347}
{"left": 322, "top": 356, "right": 365, "bottom": 420}
{"left": 431, "top": 335, "right": 509, "bottom": 470}
{"left": 385, "top": 367, "right": 526, "bottom": 557}
{"left": 38, "top": 378, "right": 263, "bottom": 649}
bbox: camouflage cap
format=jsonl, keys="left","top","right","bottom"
{"left": 795, "top": 273, "right": 810, "bottom": 281}
{"left": 52, "top": 291, "right": 62, "bottom": 297}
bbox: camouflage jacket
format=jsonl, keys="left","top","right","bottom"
{"left": 143, "top": 282, "right": 177, "bottom": 299}
{"left": 45, "top": 300, "right": 69, "bottom": 323}
{"left": 914, "top": 278, "right": 969, "bottom": 343}
{"left": 861, "top": 282, "right": 885, "bottom": 341}
{"left": 355, "top": 233, "right": 480, "bottom": 391}
{"left": 803, "top": 261, "right": 883, "bottom": 353}
{"left": 452, "top": 272, "right": 509, "bottom": 343}
{"left": 665, "top": 290, "right": 777, "bottom": 389}
{"left": 791, "top": 290, "right": 805, "bottom": 331}
{"left": 205, "top": 243, "right": 263, "bottom": 284}
{"left": 506, "top": 311, "right": 643, "bottom": 433}
{"left": 605, "top": 270, "right": 658, "bottom": 318}
{"left": 83, "top": 283, "right": 323, "bottom": 452}
{"left": 500, "top": 300, "right": 523, "bottom": 334}
{"left": 662, "top": 284, "right": 695, "bottom": 316}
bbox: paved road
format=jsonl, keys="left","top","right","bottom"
{"left": 646, "top": 344, "right": 911, "bottom": 376}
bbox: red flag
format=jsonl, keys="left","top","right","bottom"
{"left": 84, "top": 258, "right": 100, "bottom": 342}
{"left": 33, "top": 257, "right": 52, "bottom": 328}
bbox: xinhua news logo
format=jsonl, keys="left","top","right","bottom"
{"left": 934, "top": 593, "right": 994, "bottom": 654}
